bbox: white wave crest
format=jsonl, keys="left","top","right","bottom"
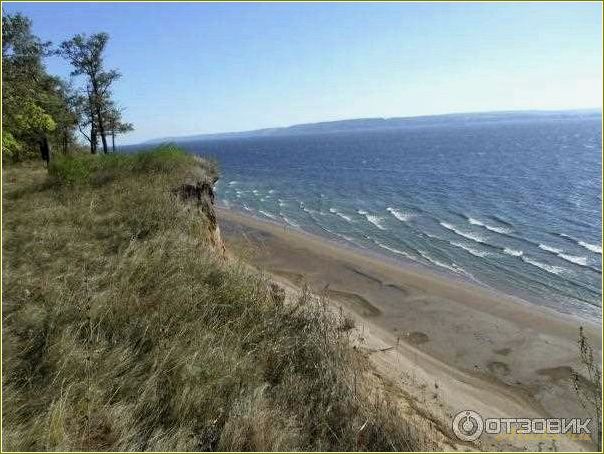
{"left": 418, "top": 250, "right": 470, "bottom": 276}
{"left": 375, "top": 241, "right": 413, "bottom": 259}
{"left": 440, "top": 222, "right": 485, "bottom": 243}
{"left": 468, "top": 217, "right": 484, "bottom": 226}
{"left": 282, "top": 216, "right": 300, "bottom": 228}
{"left": 366, "top": 215, "right": 387, "bottom": 230}
{"left": 450, "top": 242, "right": 489, "bottom": 257}
{"left": 468, "top": 217, "right": 511, "bottom": 234}
{"left": 503, "top": 248, "right": 523, "bottom": 257}
{"left": 329, "top": 207, "right": 353, "bottom": 222}
{"left": 558, "top": 253, "right": 588, "bottom": 266}
{"left": 484, "top": 225, "right": 512, "bottom": 234}
{"left": 539, "top": 244, "right": 563, "bottom": 254}
{"left": 387, "top": 207, "right": 414, "bottom": 222}
{"left": 258, "top": 210, "right": 277, "bottom": 220}
{"left": 522, "top": 256, "right": 566, "bottom": 275}
{"left": 579, "top": 241, "right": 602, "bottom": 254}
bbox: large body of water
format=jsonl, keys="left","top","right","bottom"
{"left": 135, "top": 114, "right": 603, "bottom": 321}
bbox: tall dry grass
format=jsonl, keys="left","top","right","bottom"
{"left": 2, "top": 148, "right": 421, "bottom": 451}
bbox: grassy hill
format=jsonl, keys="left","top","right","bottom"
{"left": 2, "top": 147, "right": 420, "bottom": 451}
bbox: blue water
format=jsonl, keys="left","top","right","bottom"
{"left": 133, "top": 114, "right": 603, "bottom": 321}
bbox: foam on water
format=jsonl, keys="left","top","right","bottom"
{"left": 579, "top": 241, "right": 602, "bottom": 254}
{"left": 450, "top": 241, "right": 490, "bottom": 257}
{"left": 374, "top": 240, "right": 414, "bottom": 259}
{"left": 440, "top": 222, "right": 485, "bottom": 243}
{"left": 468, "top": 217, "right": 511, "bottom": 234}
{"left": 522, "top": 256, "right": 567, "bottom": 275}
{"left": 503, "top": 248, "right": 523, "bottom": 257}
{"left": 387, "top": 207, "right": 414, "bottom": 222}
{"left": 282, "top": 216, "right": 300, "bottom": 228}
{"left": 258, "top": 210, "right": 277, "bottom": 220}
{"left": 329, "top": 207, "right": 353, "bottom": 222}
{"left": 365, "top": 214, "right": 387, "bottom": 230}
{"left": 558, "top": 253, "right": 589, "bottom": 266}
{"left": 539, "top": 244, "right": 563, "bottom": 254}
{"left": 418, "top": 249, "right": 470, "bottom": 276}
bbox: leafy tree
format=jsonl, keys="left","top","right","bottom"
{"left": 59, "top": 33, "right": 121, "bottom": 154}
{"left": 106, "top": 106, "right": 134, "bottom": 152}
{"left": 2, "top": 13, "right": 75, "bottom": 162}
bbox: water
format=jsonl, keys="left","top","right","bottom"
{"left": 131, "top": 113, "right": 603, "bottom": 321}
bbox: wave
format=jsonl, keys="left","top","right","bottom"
{"left": 418, "top": 250, "right": 471, "bottom": 276}
{"left": 521, "top": 256, "right": 566, "bottom": 275}
{"left": 440, "top": 222, "right": 485, "bottom": 244}
{"left": 329, "top": 207, "right": 353, "bottom": 222}
{"left": 539, "top": 244, "right": 563, "bottom": 254}
{"left": 228, "top": 180, "right": 238, "bottom": 186}
{"left": 387, "top": 207, "right": 414, "bottom": 222}
{"left": 258, "top": 210, "right": 277, "bottom": 220}
{"left": 450, "top": 241, "right": 490, "bottom": 257}
{"left": 358, "top": 210, "right": 387, "bottom": 230}
{"left": 282, "top": 216, "right": 300, "bottom": 228}
{"left": 503, "top": 248, "right": 523, "bottom": 257}
{"left": 558, "top": 253, "right": 588, "bottom": 266}
{"left": 468, "top": 217, "right": 511, "bottom": 234}
{"left": 374, "top": 241, "right": 414, "bottom": 259}
{"left": 559, "top": 234, "right": 602, "bottom": 255}
{"left": 579, "top": 241, "right": 602, "bottom": 254}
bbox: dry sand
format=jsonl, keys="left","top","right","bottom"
{"left": 217, "top": 207, "right": 601, "bottom": 451}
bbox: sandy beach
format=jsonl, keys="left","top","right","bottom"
{"left": 218, "top": 207, "right": 601, "bottom": 451}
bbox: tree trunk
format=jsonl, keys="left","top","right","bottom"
{"left": 111, "top": 130, "right": 115, "bottom": 153}
{"left": 39, "top": 136, "right": 51, "bottom": 165}
{"left": 90, "top": 123, "right": 97, "bottom": 155}
{"left": 97, "top": 110, "right": 108, "bottom": 154}
{"left": 91, "top": 80, "right": 108, "bottom": 154}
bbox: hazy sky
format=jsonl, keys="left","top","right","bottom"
{"left": 3, "top": 1, "right": 602, "bottom": 144}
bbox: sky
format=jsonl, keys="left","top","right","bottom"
{"left": 3, "top": 1, "right": 602, "bottom": 144}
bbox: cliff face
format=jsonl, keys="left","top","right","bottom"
{"left": 176, "top": 156, "right": 225, "bottom": 255}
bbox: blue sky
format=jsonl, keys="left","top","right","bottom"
{"left": 3, "top": 1, "right": 602, "bottom": 144}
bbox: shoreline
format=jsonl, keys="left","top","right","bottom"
{"left": 219, "top": 205, "right": 599, "bottom": 328}
{"left": 217, "top": 205, "right": 601, "bottom": 451}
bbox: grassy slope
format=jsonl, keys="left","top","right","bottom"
{"left": 2, "top": 148, "right": 420, "bottom": 451}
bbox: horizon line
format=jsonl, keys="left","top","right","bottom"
{"left": 133, "top": 105, "right": 603, "bottom": 145}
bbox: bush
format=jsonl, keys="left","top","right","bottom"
{"left": 47, "top": 145, "right": 206, "bottom": 186}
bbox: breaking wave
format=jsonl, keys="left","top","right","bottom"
{"left": 329, "top": 207, "right": 353, "bottom": 222}
{"left": 503, "top": 248, "right": 523, "bottom": 257}
{"left": 440, "top": 222, "right": 485, "bottom": 243}
{"left": 387, "top": 207, "right": 414, "bottom": 222}
{"left": 522, "top": 256, "right": 566, "bottom": 275}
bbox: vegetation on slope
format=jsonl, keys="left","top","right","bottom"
{"left": 2, "top": 147, "right": 420, "bottom": 451}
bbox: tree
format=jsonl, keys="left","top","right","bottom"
{"left": 2, "top": 13, "right": 73, "bottom": 162}
{"left": 106, "top": 106, "right": 134, "bottom": 152}
{"left": 59, "top": 33, "right": 120, "bottom": 154}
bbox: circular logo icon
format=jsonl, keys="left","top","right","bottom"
{"left": 452, "top": 410, "right": 484, "bottom": 441}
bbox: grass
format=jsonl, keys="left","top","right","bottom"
{"left": 2, "top": 147, "right": 422, "bottom": 451}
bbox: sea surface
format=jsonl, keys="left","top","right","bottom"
{"left": 132, "top": 114, "right": 603, "bottom": 321}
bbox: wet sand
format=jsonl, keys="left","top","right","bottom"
{"left": 218, "top": 207, "right": 601, "bottom": 451}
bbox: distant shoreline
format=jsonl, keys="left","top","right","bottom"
{"left": 142, "top": 108, "right": 602, "bottom": 145}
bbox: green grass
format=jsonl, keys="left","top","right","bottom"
{"left": 2, "top": 148, "right": 421, "bottom": 451}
